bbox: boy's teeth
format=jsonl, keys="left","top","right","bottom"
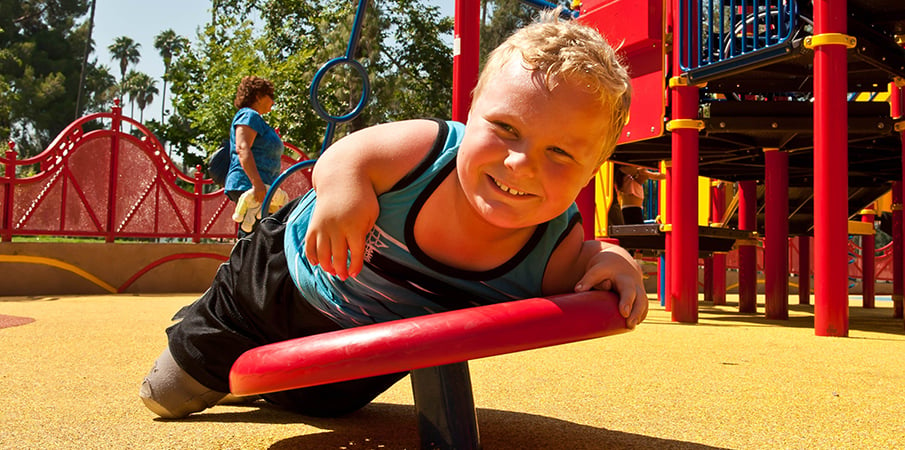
{"left": 494, "top": 179, "right": 527, "bottom": 196}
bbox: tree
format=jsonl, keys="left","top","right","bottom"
{"left": 167, "top": 15, "right": 267, "bottom": 163}
{"left": 153, "top": 29, "right": 189, "bottom": 122}
{"left": 131, "top": 72, "right": 158, "bottom": 123}
{"left": 0, "top": 0, "right": 99, "bottom": 157}
{"left": 123, "top": 69, "right": 141, "bottom": 120}
{"left": 480, "top": 0, "right": 540, "bottom": 57}
{"left": 81, "top": 64, "right": 117, "bottom": 113}
{"left": 167, "top": 0, "right": 453, "bottom": 163}
{"left": 107, "top": 36, "right": 140, "bottom": 100}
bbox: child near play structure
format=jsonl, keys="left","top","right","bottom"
{"left": 140, "top": 9, "right": 648, "bottom": 419}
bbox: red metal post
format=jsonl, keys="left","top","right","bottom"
{"left": 711, "top": 181, "right": 727, "bottom": 305}
{"left": 193, "top": 165, "right": 203, "bottom": 243}
{"left": 452, "top": 0, "right": 479, "bottom": 123}
{"left": 2, "top": 142, "right": 16, "bottom": 242}
{"left": 738, "top": 180, "right": 758, "bottom": 313}
{"left": 892, "top": 80, "right": 905, "bottom": 320}
{"left": 703, "top": 257, "right": 714, "bottom": 302}
{"left": 668, "top": 0, "right": 701, "bottom": 323}
{"left": 663, "top": 163, "right": 672, "bottom": 310}
{"left": 860, "top": 206, "right": 875, "bottom": 308}
{"left": 893, "top": 184, "right": 904, "bottom": 318}
{"left": 577, "top": 184, "right": 597, "bottom": 239}
{"left": 669, "top": 83, "right": 700, "bottom": 323}
{"left": 812, "top": 0, "right": 850, "bottom": 336}
{"left": 106, "top": 100, "right": 122, "bottom": 243}
{"left": 764, "top": 148, "right": 789, "bottom": 320}
{"left": 798, "top": 235, "right": 811, "bottom": 305}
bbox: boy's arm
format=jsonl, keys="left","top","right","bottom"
{"left": 305, "top": 119, "right": 440, "bottom": 280}
{"left": 543, "top": 226, "right": 649, "bottom": 328}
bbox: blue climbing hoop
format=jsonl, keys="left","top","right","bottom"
{"left": 263, "top": 0, "right": 371, "bottom": 214}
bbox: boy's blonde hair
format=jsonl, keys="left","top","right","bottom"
{"left": 472, "top": 9, "right": 632, "bottom": 163}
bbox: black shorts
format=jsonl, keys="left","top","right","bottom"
{"left": 166, "top": 198, "right": 407, "bottom": 417}
{"left": 622, "top": 206, "right": 644, "bottom": 225}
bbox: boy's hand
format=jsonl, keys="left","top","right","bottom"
{"left": 304, "top": 191, "right": 378, "bottom": 280}
{"left": 574, "top": 251, "right": 649, "bottom": 329}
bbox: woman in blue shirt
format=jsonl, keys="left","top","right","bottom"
{"left": 225, "top": 76, "right": 284, "bottom": 237}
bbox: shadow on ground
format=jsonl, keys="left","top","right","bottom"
{"left": 695, "top": 301, "right": 905, "bottom": 337}
{"left": 178, "top": 401, "right": 726, "bottom": 449}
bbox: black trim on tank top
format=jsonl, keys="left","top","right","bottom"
{"left": 387, "top": 119, "right": 449, "bottom": 193}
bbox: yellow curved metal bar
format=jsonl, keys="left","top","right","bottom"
{"left": 803, "top": 33, "right": 857, "bottom": 49}
{"left": 665, "top": 119, "right": 705, "bottom": 131}
{"left": 0, "top": 255, "right": 116, "bottom": 293}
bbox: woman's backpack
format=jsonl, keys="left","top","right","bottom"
{"left": 206, "top": 139, "right": 231, "bottom": 187}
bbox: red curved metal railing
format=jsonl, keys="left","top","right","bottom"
{"left": 1, "top": 104, "right": 312, "bottom": 242}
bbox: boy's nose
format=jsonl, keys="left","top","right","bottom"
{"left": 503, "top": 147, "right": 537, "bottom": 176}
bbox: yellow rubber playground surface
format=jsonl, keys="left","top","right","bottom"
{"left": 1, "top": 293, "right": 903, "bottom": 449}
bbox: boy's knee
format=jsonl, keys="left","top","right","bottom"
{"left": 139, "top": 347, "right": 226, "bottom": 419}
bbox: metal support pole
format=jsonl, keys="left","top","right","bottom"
{"left": 711, "top": 182, "right": 727, "bottom": 305}
{"left": 663, "top": 164, "right": 672, "bottom": 310}
{"left": 799, "top": 235, "right": 811, "bottom": 305}
{"left": 106, "top": 101, "right": 122, "bottom": 243}
{"left": 891, "top": 81, "right": 904, "bottom": 321}
{"left": 860, "top": 207, "right": 875, "bottom": 308}
{"left": 811, "top": 0, "right": 850, "bottom": 336}
{"left": 894, "top": 185, "right": 904, "bottom": 319}
{"left": 764, "top": 148, "right": 789, "bottom": 320}
{"left": 452, "top": 0, "right": 479, "bottom": 123}
{"left": 738, "top": 180, "right": 758, "bottom": 313}
{"left": 411, "top": 363, "right": 481, "bottom": 450}
{"left": 2, "top": 142, "right": 16, "bottom": 242}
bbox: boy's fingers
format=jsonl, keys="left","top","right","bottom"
{"left": 331, "top": 238, "right": 350, "bottom": 280}
{"left": 347, "top": 237, "right": 365, "bottom": 278}
{"left": 304, "top": 235, "right": 319, "bottom": 267}
{"left": 314, "top": 235, "right": 337, "bottom": 276}
{"left": 626, "top": 288, "right": 649, "bottom": 328}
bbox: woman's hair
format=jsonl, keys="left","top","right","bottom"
{"left": 613, "top": 165, "right": 627, "bottom": 188}
{"left": 472, "top": 8, "right": 632, "bottom": 163}
{"left": 234, "top": 76, "right": 275, "bottom": 109}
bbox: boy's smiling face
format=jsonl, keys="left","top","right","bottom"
{"left": 457, "top": 57, "right": 612, "bottom": 230}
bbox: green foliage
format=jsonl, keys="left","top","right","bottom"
{"left": 4, "top": 0, "right": 511, "bottom": 167}
{"left": 0, "top": 0, "right": 95, "bottom": 157}
{"left": 168, "top": 15, "right": 268, "bottom": 160}
{"left": 166, "top": 0, "right": 454, "bottom": 163}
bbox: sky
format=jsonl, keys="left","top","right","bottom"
{"left": 90, "top": 0, "right": 455, "bottom": 124}
{"left": 91, "top": 0, "right": 214, "bottom": 122}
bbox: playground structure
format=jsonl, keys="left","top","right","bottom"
{"left": 564, "top": 0, "right": 905, "bottom": 337}
{"left": 1, "top": 1, "right": 904, "bottom": 448}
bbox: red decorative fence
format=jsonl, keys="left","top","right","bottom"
{"left": 1, "top": 104, "right": 312, "bottom": 242}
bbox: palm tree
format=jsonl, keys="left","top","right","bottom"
{"left": 153, "top": 29, "right": 189, "bottom": 122}
{"left": 107, "top": 36, "right": 141, "bottom": 100}
{"left": 133, "top": 73, "right": 159, "bottom": 123}
{"left": 123, "top": 70, "right": 142, "bottom": 119}
{"left": 85, "top": 64, "right": 118, "bottom": 112}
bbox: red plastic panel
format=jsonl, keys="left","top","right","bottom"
{"left": 579, "top": 0, "right": 666, "bottom": 145}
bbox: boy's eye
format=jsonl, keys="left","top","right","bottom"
{"left": 493, "top": 121, "right": 517, "bottom": 136}
{"left": 548, "top": 147, "right": 574, "bottom": 160}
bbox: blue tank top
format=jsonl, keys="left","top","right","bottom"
{"left": 284, "top": 120, "right": 581, "bottom": 328}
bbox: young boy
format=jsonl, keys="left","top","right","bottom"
{"left": 140, "top": 9, "right": 647, "bottom": 419}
